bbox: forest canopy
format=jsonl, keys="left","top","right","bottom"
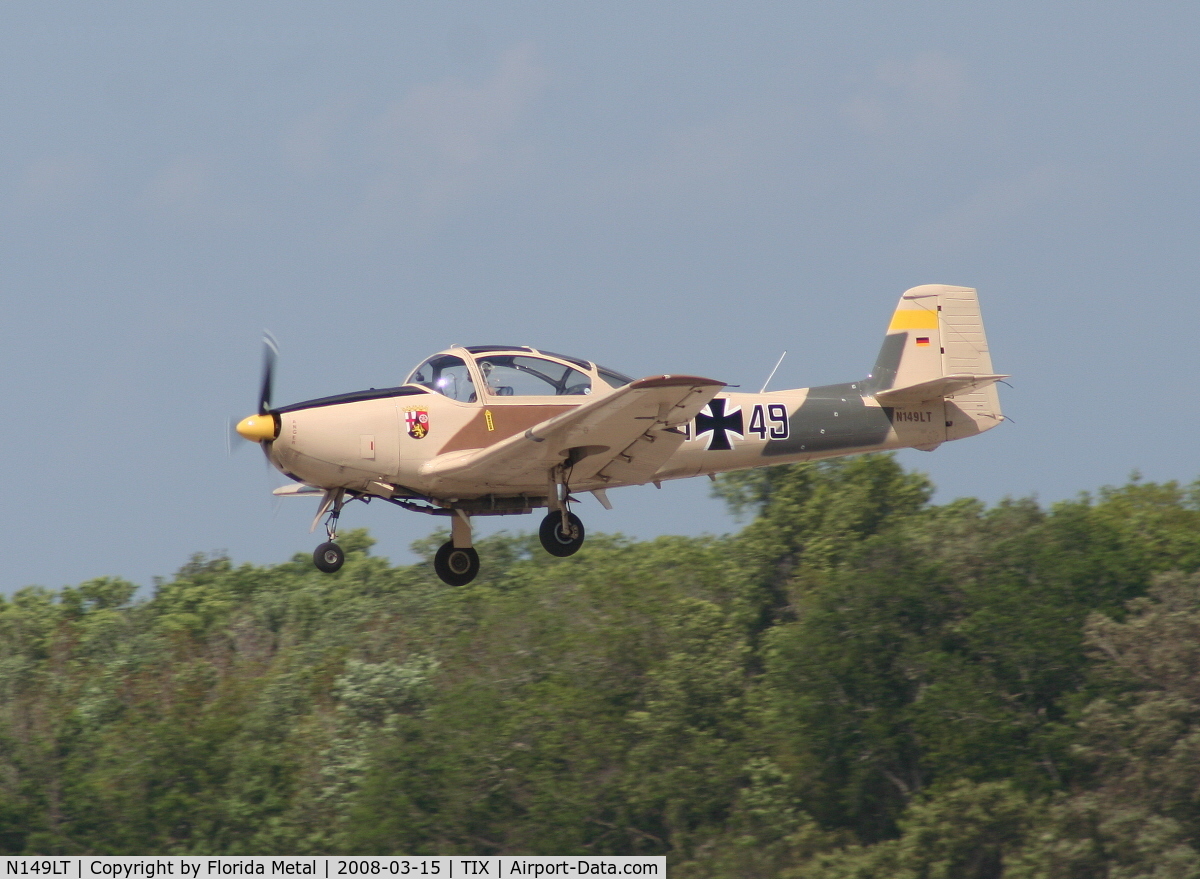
{"left": 4, "top": 454, "right": 1200, "bottom": 877}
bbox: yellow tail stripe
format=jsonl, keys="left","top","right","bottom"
{"left": 888, "top": 308, "right": 940, "bottom": 331}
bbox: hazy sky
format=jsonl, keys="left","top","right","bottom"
{"left": 3, "top": 2, "right": 1198, "bottom": 594}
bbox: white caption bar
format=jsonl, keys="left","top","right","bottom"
{"left": 0, "top": 857, "right": 665, "bottom": 879}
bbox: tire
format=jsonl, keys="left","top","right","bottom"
{"left": 313, "top": 541, "right": 345, "bottom": 573}
{"left": 434, "top": 540, "right": 480, "bottom": 586}
{"left": 539, "top": 511, "right": 585, "bottom": 557}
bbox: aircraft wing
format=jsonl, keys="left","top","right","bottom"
{"left": 419, "top": 375, "right": 725, "bottom": 493}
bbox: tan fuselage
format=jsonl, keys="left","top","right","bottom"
{"left": 266, "top": 383, "right": 962, "bottom": 501}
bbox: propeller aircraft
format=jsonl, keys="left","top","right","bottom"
{"left": 235, "top": 284, "right": 1006, "bottom": 585}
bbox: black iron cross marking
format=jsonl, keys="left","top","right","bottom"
{"left": 695, "top": 398, "right": 744, "bottom": 451}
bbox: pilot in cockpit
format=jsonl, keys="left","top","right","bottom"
{"left": 479, "top": 360, "right": 514, "bottom": 397}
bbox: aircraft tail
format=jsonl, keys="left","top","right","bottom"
{"left": 867, "top": 285, "right": 1006, "bottom": 440}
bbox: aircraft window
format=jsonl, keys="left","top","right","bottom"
{"left": 597, "top": 367, "right": 633, "bottom": 389}
{"left": 407, "top": 354, "right": 476, "bottom": 403}
{"left": 534, "top": 350, "right": 593, "bottom": 371}
{"left": 475, "top": 355, "right": 592, "bottom": 397}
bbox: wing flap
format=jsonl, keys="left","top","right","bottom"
{"left": 593, "top": 426, "right": 688, "bottom": 485}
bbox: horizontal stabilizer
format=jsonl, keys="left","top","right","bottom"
{"left": 875, "top": 373, "right": 1008, "bottom": 405}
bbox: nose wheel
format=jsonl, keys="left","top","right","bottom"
{"left": 312, "top": 490, "right": 347, "bottom": 574}
{"left": 313, "top": 541, "right": 345, "bottom": 573}
{"left": 539, "top": 510, "right": 585, "bottom": 557}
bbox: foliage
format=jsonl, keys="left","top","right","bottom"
{"left": 2, "top": 460, "right": 1200, "bottom": 873}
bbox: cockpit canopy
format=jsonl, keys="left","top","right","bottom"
{"left": 406, "top": 346, "right": 633, "bottom": 403}
{"left": 407, "top": 354, "right": 476, "bottom": 402}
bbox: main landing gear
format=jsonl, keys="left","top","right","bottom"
{"left": 433, "top": 512, "right": 480, "bottom": 586}
{"left": 539, "top": 510, "right": 585, "bottom": 557}
{"left": 427, "top": 501, "right": 586, "bottom": 586}
{"left": 538, "top": 469, "right": 586, "bottom": 557}
{"left": 434, "top": 542, "right": 479, "bottom": 586}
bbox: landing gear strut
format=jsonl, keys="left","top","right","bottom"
{"left": 539, "top": 471, "right": 586, "bottom": 557}
{"left": 313, "top": 489, "right": 347, "bottom": 574}
{"left": 433, "top": 511, "right": 479, "bottom": 586}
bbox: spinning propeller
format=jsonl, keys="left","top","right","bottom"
{"left": 235, "top": 332, "right": 281, "bottom": 443}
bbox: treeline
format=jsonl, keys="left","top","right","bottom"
{"left": 4, "top": 455, "right": 1200, "bottom": 876}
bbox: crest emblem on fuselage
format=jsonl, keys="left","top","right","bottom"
{"left": 405, "top": 408, "right": 430, "bottom": 439}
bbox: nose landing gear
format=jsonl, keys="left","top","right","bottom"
{"left": 313, "top": 540, "right": 345, "bottom": 573}
{"left": 312, "top": 489, "right": 347, "bottom": 574}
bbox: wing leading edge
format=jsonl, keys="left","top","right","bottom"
{"left": 420, "top": 375, "right": 725, "bottom": 494}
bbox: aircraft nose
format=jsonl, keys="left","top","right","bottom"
{"left": 236, "top": 414, "right": 278, "bottom": 442}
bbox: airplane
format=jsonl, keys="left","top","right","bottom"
{"left": 234, "top": 284, "right": 1006, "bottom": 586}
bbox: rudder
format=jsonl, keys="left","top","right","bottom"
{"left": 937, "top": 286, "right": 1004, "bottom": 439}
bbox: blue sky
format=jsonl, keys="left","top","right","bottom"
{"left": 2, "top": 2, "right": 1198, "bottom": 593}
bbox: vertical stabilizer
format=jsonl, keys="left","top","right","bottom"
{"left": 868, "top": 287, "right": 944, "bottom": 391}
{"left": 868, "top": 285, "right": 1005, "bottom": 440}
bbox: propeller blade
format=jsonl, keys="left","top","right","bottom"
{"left": 258, "top": 330, "right": 279, "bottom": 416}
{"left": 226, "top": 417, "right": 242, "bottom": 456}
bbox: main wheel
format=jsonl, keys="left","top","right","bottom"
{"left": 313, "top": 541, "right": 345, "bottom": 573}
{"left": 539, "top": 511, "right": 585, "bottom": 557}
{"left": 434, "top": 540, "right": 480, "bottom": 586}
